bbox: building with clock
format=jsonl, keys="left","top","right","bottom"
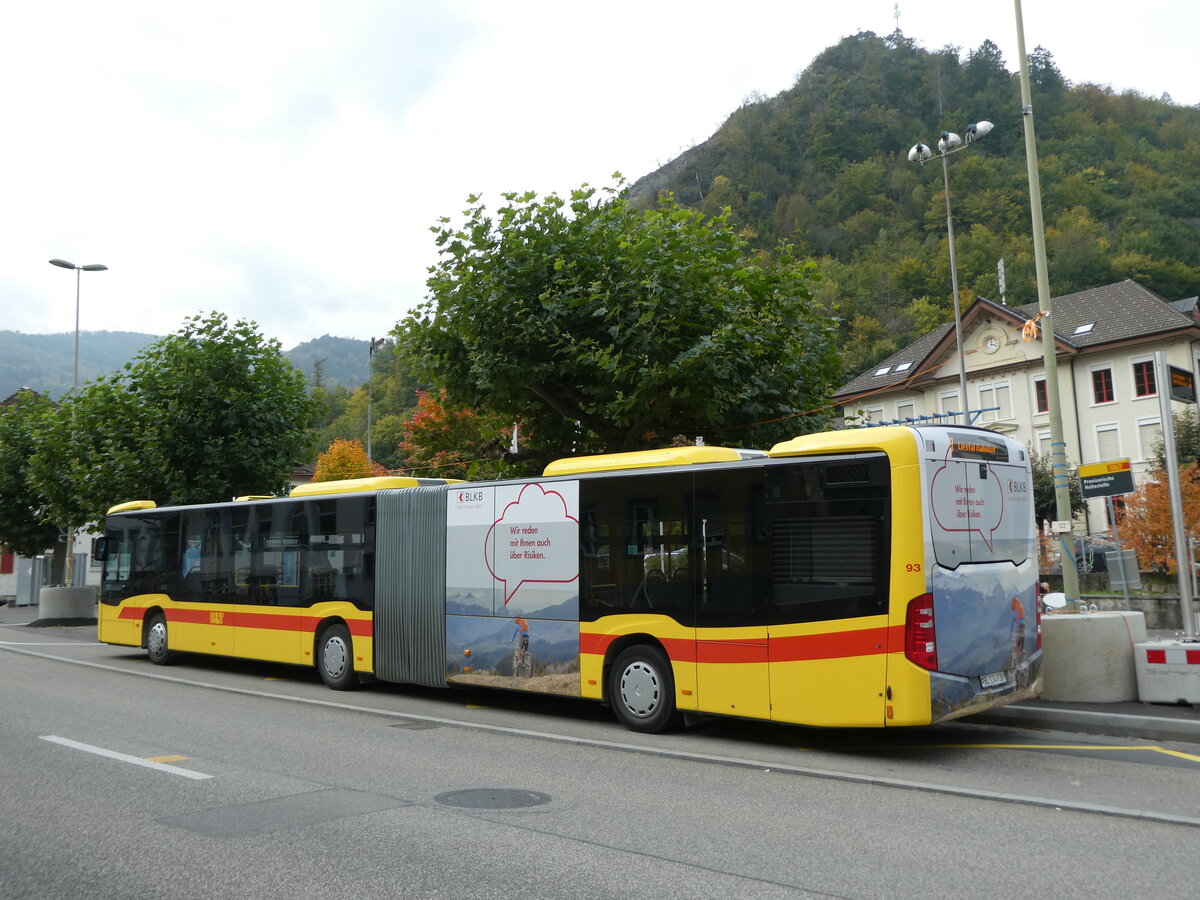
{"left": 830, "top": 280, "right": 1200, "bottom": 535}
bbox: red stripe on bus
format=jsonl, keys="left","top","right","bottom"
{"left": 768, "top": 626, "right": 900, "bottom": 662}
{"left": 581, "top": 625, "right": 903, "bottom": 664}
{"left": 114, "top": 605, "right": 371, "bottom": 637}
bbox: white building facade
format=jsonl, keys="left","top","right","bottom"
{"left": 832, "top": 280, "right": 1200, "bottom": 535}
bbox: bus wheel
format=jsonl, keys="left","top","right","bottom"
{"left": 609, "top": 645, "right": 680, "bottom": 733}
{"left": 316, "top": 624, "right": 358, "bottom": 690}
{"left": 146, "top": 613, "right": 173, "bottom": 666}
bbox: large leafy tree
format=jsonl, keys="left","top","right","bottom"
{"left": 107, "top": 313, "right": 319, "bottom": 504}
{"left": 0, "top": 391, "right": 61, "bottom": 558}
{"left": 397, "top": 181, "right": 841, "bottom": 461}
{"left": 24, "top": 313, "right": 319, "bottom": 538}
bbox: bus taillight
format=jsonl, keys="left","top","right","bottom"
{"left": 905, "top": 593, "right": 938, "bottom": 671}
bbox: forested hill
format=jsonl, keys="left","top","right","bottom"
{"left": 629, "top": 31, "right": 1200, "bottom": 379}
{"left": 0, "top": 331, "right": 369, "bottom": 400}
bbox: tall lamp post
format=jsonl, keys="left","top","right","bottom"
{"left": 49, "top": 258, "right": 108, "bottom": 393}
{"left": 908, "top": 121, "right": 992, "bottom": 422}
{"left": 48, "top": 257, "right": 107, "bottom": 586}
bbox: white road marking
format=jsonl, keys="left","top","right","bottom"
{"left": 40, "top": 735, "right": 212, "bottom": 780}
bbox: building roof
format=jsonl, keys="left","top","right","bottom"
{"left": 832, "top": 280, "right": 1198, "bottom": 403}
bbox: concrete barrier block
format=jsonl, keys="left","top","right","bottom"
{"left": 38, "top": 586, "right": 99, "bottom": 621}
{"left": 1041, "top": 611, "right": 1147, "bottom": 702}
{"left": 1134, "top": 641, "right": 1200, "bottom": 705}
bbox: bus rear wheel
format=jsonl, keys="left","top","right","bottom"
{"left": 316, "top": 624, "right": 358, "bottom": 690}
{"left": 609, "top": 645, "right": 681, "bottom": 733}
{"left": 146, "top": 613, "right": 172, "bottom": 666}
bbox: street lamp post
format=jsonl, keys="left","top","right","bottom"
{"left": 48, "top": 257, "right": 107, "bottom": 586}
{"left": 908, "top": 121, "right": 992, "bottom": 422}
{"left": 49, "top": 258, "right": 108, "bottom": 393}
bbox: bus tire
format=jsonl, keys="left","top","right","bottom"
{"left": 316, "top": 623, "right": 358, "bottom": 690}
{"left": 609, "top": 645, "right": 680, "bottom": 733}
{"left": 146, "top": 613, "right": 173, "bottom": 666}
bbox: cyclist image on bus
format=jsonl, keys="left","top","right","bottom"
{"left": 511, "top": 615, "right": 532, "bottom": 677}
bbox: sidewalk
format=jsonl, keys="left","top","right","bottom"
{"left": 4, "top": 600, "right": 1198, "bottom": 744}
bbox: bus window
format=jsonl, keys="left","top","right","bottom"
{"left": 693, "top": 470, "right": 768, "bottom": 627}
{"left": 306, "top": 496, "right": 374, "bottom": 609}
{"left": 130, "top": 512, "right": 181, "bottom": 597}
{"left": 764, "top": 458, "right": 889, "bottom": 624}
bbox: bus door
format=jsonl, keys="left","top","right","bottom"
{"left": 764, "top": 457, "right": 890, "bottom": 727}
{"left": 691, "top": 470, "right": 771, "bottom": 721}
{"left": 175, "top": 509, "right": 235, "bottom": 656}
{"left": 235, "top": 501, "right": 307, "bottom": 664}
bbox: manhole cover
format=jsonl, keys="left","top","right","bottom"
{"left": 434, "top": 788, "right": 551, "bottom": 809}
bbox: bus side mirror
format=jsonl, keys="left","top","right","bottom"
{"left": 93, "top": 536, "right": 109, "bottom": 562}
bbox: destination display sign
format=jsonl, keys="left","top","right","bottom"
{"left": 1169, "top": 365, "right": 1196, "bottom": 403}
{"left": 1078, "top": 458, "right": 1135, "bottom": 499}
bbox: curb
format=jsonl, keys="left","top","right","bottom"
{"left": 969, "top": 703, "right": 1200, "bottom": 745}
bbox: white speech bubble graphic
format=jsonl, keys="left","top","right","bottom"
{"left": 929, "top": 451, "right": 1005, "bottom": 551}
{"left": 484, "top": 482, "right": 579, "bottom": 604}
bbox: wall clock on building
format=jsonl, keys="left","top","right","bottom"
{"left": 983, "top": 336, "right": 1000, "bottom": 354}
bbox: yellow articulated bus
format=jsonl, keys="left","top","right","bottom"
{"left": 98, "top": 424, "right": 1041, "bottom": 732}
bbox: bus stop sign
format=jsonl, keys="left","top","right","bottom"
{"left": 1078, "top": 459, "right": 1134, "bottom": 500}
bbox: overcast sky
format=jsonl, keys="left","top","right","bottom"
{"left": 5, "top": 1, "right": 1196, "bottom": 350}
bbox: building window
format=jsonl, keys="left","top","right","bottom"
{"left": 1096, "top": 424, "right": 1121, "bottom": 461}
{"left": 1137, "top": 419, "right": 1162, "bottom": 462}
{"left": 938, "top": 390, "right": 960, "bottom": 419}
{"left": 1033, "top": 378, "right": 1048, "bottom": 414}
{"left": 977, "top": 382, "right": 1012, "bottom": 423}
{"left": 1035, "top": 431, "right": 1052, "bottom": 458}
{"left": 896, "top": 399, "right": 916, "bottom": 422}
{"left": 1133, "top": 360, "right": 1156, "bottom": 398}
{"left": 1092, "top": 368, "right": 1115, "bottom": 405}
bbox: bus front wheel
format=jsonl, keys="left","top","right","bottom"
{"left": 146, "top": 613, "right": 172, "bottom": 666}
{"left": 316, "top": 624, "right": 358, "bottom": 690}
{"left": 609, "top": 645, "right": 681, "bottom": 733}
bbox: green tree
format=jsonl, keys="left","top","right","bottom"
{"left": 0, "top": 391, "right": 61, "bottom": 559}
{"left": 26, "top": 314, "right": 319, "bottom": 529}
{"left": 397, "top": 181, "right": 841, "bottom": 461}
{"left": 1155, "top": 406, "right": 1200, "bottom": 468}
{"left": 1030, "top": 451, "right": 1083, "bottom": 528}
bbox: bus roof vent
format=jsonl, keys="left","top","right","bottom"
{"left": 107, "top": 500, "right": 157, "bottom": 515}
{"left": 825, "top": 463, "right": 870, "bottom": 485}
{"left": 543, "top": 446, "right": 744, "bottom": 477}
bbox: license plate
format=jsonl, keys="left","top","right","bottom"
{"left": 980, "top": 670, "right": 1007, "bottom": 689}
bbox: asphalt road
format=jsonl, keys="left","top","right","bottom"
{"left": 2, "top": 622, "right": 1198, "bottom": 899}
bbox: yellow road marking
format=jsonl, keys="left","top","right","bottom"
{"left": 803, "top": 741, "right": 1200, "bottom": 765}
{"left": 145, "top": 755, "right": 189, "bottom": 763}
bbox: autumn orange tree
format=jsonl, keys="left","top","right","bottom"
{"left": 312, "top": 439, "right": 385, "bottom": 483}
{"left": 1117, "top": 463, "right": 1200, "bottom": 572}
{"left": 396, "top": 389, "right": 519, "bottom": 481}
